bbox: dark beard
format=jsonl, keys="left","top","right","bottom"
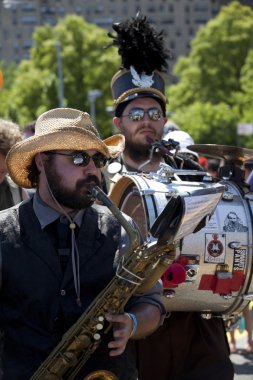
{"left": 45, "top": 162, "right": 100, "bottom": 209}
{"left": 124, "top": 142, "right": 151, "bottom": 161}
{"left": 124, "top": 141, "right": 163, "bottom": 164}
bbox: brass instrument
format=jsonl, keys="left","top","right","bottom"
{"left": 30, "top": 186, "right": 176, "bottom": 380}
{"left": 83, "top": 370, "right": 119, "bottom": 380}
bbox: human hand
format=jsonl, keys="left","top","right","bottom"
{"left": 105, "top": 313, "right": 134, "bottom": 356}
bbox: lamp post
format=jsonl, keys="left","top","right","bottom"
{"left": 55, "top": 41, "right": 64, "bottom": 108}
{"left": 88, "top": 89, "right": 102, "bottom": 125}
{"left": 105, "top": 105, "right": 117, "bottom": 134}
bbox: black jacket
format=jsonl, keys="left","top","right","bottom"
{"left": 0, "top": 200, "right": 138, "bottom": 380}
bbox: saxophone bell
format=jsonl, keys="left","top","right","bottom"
{"left": 83, "top": 369, "right": 118, "bottom": 380}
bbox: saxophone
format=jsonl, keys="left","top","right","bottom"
{"left": 30, "top": 186, "right": 175, "bottom": 380}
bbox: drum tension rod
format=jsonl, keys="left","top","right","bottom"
{"left": 228, "top": 242, "right": 253, "bottom": 249}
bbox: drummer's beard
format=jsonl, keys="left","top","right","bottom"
{"left": 124, "top": 141, "right": 151, "bottom": 161}
{"left": 123, "top": 126, "right": 163, "bottom": 162}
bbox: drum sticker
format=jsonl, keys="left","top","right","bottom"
{"left": 223, "top": 211, "right": 248, "bottom": 232}
{"left": 161, "top": 254, "right": 200, "bottom": 288}
{"left": 233, "top": 248, "right": 247, "bottom": 272}
{"left": 184, "top": 255, "right": 199, "bottom": 282}
{"left": 204, "top": 213, "right": 218, "bottom": 231}
{"left": 205, "top": 233, "right": 226, "bottom": 263}
{"left": 176, "top": 254, "right": 200, "bottom": 282}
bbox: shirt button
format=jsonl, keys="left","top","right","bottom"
{"left": 60, "top": 289, "right": 66, "bottom": 296}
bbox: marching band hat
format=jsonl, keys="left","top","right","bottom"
{"left": 111, "top": 68, "right": 167, "bottom": 116}
{"left": 6, "top": 107, "right": 125, "bottom": 188}
{"left": 108, "top": 14, "right": 172, "bottom": 116}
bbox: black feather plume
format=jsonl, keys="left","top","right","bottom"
{"left": 108, "top": 13, "right": 172, "bottom": 75}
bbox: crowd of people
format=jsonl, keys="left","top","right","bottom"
{"left": 0, "top": 13, "right": 252, "bottom": 380}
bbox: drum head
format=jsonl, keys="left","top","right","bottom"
{"left": 110, "top": 176, "right": 149, "bottom": 238}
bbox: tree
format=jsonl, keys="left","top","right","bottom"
{"left": 0, "top": 61, "right": 17, "bottom": 120}
{"left": 167, "top": 1, "right": 253, "bottom": 147}
{"left": 5, "top": 15, "right": 120, "bottom": 136}
{"left": 171, "top": 102, "right": 238, "bottom": 145}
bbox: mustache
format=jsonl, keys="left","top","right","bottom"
{"left": 76, "top": 175, "right": 101, "bottom": 189}
{"left": 136, "top": 125, "right": 156, "bottom": 147}
{"left": 136, "top": 124, "right": 155, "bottom": 132}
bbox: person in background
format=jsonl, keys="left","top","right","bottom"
{"left": 228, "top": 305, "right": 253, "bottom": 354}
{"left": 0, "top": 107, "right": 165, "bottom": 380}
{"left": 0, "top": 118, "right": 29, "bottom": 210}
{"left": 207, "top": 158, "right": 220, "bottom": 179}
{"left": 22, "top": 120, "right": 37, "bottom": 198}
{"left": 105, "top": 14, "right": 234, "bottom": 380}
{"left": 163, "top": 120, "right": 181, "bottom": 136}
{"left": 244, "top": 159, "right": 253, "bottom": 191}
{"left": 199, "top": 156, "right": 209, "bottom": 171}
{"left": 163, "top": 130, "right": 200, "bottom": 163}
{"left": 22, "top": 120, "right": 36, "bottom": 140}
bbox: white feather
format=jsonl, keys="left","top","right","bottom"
{"left": 130, "top": 66, "right": 154, "bottom": 87}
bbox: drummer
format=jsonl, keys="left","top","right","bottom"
{"left": 104, "top": 14, "right": 234, "bottom": 380}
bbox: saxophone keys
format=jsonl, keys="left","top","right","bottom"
{"left": 77, "top": 334, "right": 91, "bottom": 348}
{"left": 96, "top": 323, "right": 104, "bottom": 330}
{"left": 61, "top": 351, "right": 77, "bottom": 366}
{"left": 67, "top": 334, "right": 91, "bottom": 351}
{"left": 93, "top": 333, "right": 101, "bottom": 341}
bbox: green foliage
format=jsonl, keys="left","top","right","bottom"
{"left": 3, "top": 15, "right": 120, "bottom": 136}
{"left": 9, "top": 62, "right": 57, "bottom": 125}
{"left": 167, "top": 1, "right": 253, "bottom": 146}
{"left": 0, "top": 61, "right": 17, "bottom": 120}
{"left": 170, "top": 102, "right": 239, "bottom": 145}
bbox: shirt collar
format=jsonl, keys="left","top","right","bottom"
{"left": 33, "top": 191, "right": 85, "bottom": 229}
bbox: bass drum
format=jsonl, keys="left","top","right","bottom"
{"left": 110, "top": 174, "right": 253, "bottom": 316}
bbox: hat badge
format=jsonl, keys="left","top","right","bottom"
{"left": 130, "top": 66, "right": 154, "bottom": 88}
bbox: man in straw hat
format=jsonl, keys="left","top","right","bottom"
{"left": 104, "top": 14, "right": 234, "bottom": 380}
{"left": 0, "top": 107, "right": 165, "bottom": 380}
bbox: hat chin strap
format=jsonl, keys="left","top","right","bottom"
{"left": 39, "top": 153, "right": 82, "bottom": 307}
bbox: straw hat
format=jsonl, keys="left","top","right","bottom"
{"left": 6, "top": 107, "right": 125, "bottom": 188}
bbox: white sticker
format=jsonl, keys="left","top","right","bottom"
{"left": 205, "top": 233, "right": 226, "bottom": 263}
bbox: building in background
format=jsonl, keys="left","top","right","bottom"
{"left": 0, "top": 0, "right": 253, "bottom": 81}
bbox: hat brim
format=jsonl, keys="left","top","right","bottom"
{"left": 7, "top": 129, "right": 125, "bottom": 188}
{"left": 114, "top": 87, "right": 168, "bottom": 107}
{"left": 120, "top": 91, "right": 165, "bottom": 103}
{"left": 115, "top": 92, "right": 167, "bottom": 117}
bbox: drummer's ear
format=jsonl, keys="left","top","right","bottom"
{"left": 113, "top": 116, "right": 121, "bottom": 132}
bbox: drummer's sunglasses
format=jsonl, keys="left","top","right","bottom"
{"left": 122, "top": 107, "right": 163, "bottom": 121}
{"left": 46, "top": 151, "right": 108, "bottom": 168}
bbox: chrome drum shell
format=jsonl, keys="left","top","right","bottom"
{"left": 110, "top": 174, "right": 253, "bottom": 317}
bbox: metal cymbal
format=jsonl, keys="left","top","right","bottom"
{"left": 187, "top": 144, "right": 253, "bottom": 164}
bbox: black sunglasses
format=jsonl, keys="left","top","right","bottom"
{"left": 46, "top": 151, "right": 108, "bottom": 168}
{"left": 122, "top": 107, "right": 163, "bottom": 121}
